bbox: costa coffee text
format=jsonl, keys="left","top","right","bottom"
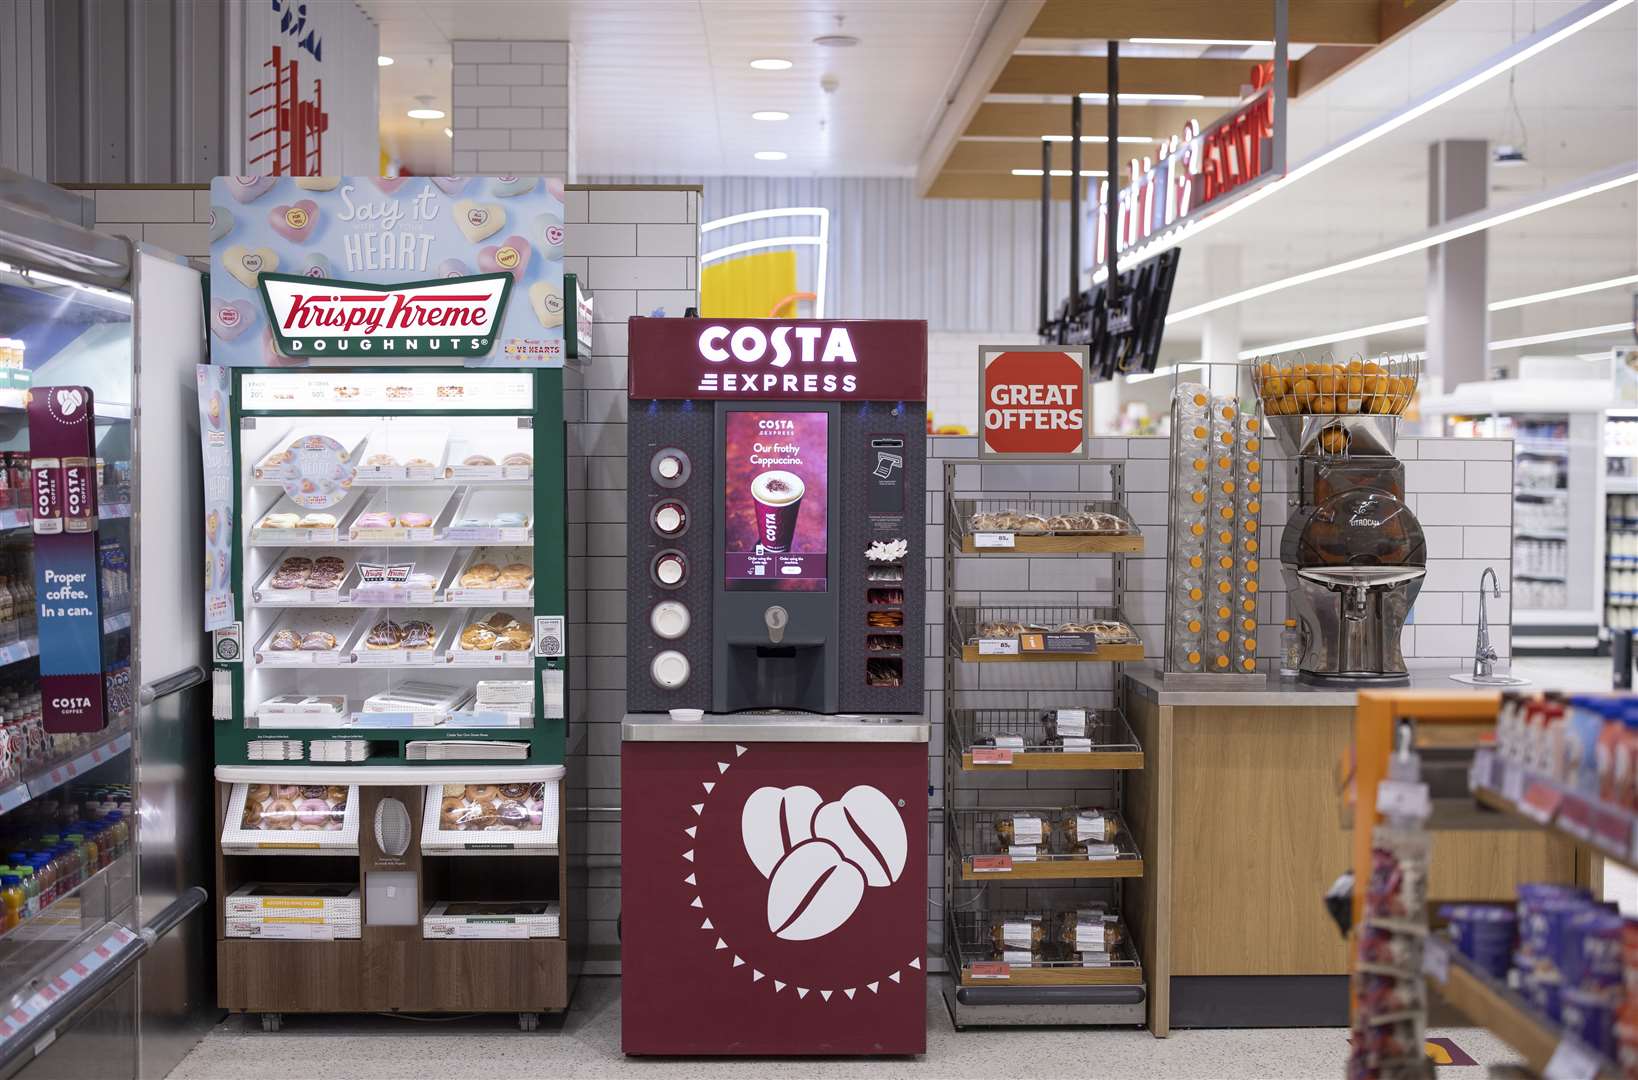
{"left": 698, "top": 324, "right": 858, "bottom": 367}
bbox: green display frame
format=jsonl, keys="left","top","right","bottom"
{"left": 214, "top": 364, "right": 568, "bottom": 768}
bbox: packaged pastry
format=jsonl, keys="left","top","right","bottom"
{"left": 258, "top": 512, "right": 300, "bottom": 530}
{"left": 990, "top": 914, "right": 1048, "bottom": 959}
{"left": 1056, "top": 909, "right": 1125, "bottom": 953}
{"left": 435, "top": 782, "right": 546, "bottom": 832}
{"left": 1054, "top": 809, "right": 1123, "bottom": 851}
{"left": 994, "top": 814, "right": 1046, "bottom": 848}
{"left": 461, "top": 563, "right": 500, "bottom": 587}
{"left": 298, "top": 512, "right": 336, "bottom": 529}
{"left": 1041, "top": 709, "right": 1092, "bottom": 742}
{"left": 268, "top": 629, "right": 302, "bottom": 651}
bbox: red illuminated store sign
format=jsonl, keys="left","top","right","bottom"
{"left": 628, "top": 318, "right": 927, "bottom": 402}
{"left": 1092, "top": 61, "right": 1284, "bottom": 268}
{"left": 979, "top": 346, "right": 1089, "bottom": 459}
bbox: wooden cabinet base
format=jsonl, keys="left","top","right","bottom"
{"left": 217, "top": 936, "right": 571, "bottom": 1013}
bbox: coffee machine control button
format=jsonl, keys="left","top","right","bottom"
{"left": 651, "top": 448, "right": 691, "bottom": 488}
{"left": 652, "top": 501, "right": 687, "bottom": 536}
{"left": 653, "top": 550, "right": 687, "bottom": 588}
{"left": 651, "top": 650, "right": 690, "bottom": 689}
{"left": 764, "top": 605, "right": 788, "bottom": 644}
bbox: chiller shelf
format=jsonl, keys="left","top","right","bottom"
{"left": 0, "top": 729, "right": 134, "bottom": 815}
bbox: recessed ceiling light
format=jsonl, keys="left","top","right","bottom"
{"left": 1129, "top": 37, "right": 1268, "bottom": 46}
{"left": 1042, "top": 134, "right": 1154, "bottom": 144}
{"left": 813, "top": 34, "right": 859, "bottom": 47}
{"left": 1080, "top": 92, "right": 1206, "bottom": 103}
{"left": 407, "top": 108, "right": 445, "bottom": 120}
{"left": 750, "top": 58, "right": 792, "bottom": 71}
{"left": 754, "top": 151, "right": 788, "bottom": 161}
{"left": 752, "top": 111, "right": 790, "bottom": 122}
{"left": 1011, "top": 168, "right": 1109, "bottom": 178}
{"left": 377, "top": 55, "right": 394, "bottom": 66}
{"left": 443, "top": 127, "right": 453, "bottom": 139}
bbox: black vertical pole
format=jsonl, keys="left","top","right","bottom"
{"left": 1039, "top": 139, "right": 1051, "bottom": 335}
{"left": 1068, "top": 96, "right": 1082, "bottom": 326}
{"left": 1106, "top": 40, "right": 1121, "bottom": 307}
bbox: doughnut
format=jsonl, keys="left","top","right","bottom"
{"left": 365, "top": 453, "right": 398, "bottom": 467}
{"left": 241, "top": 805, "right": 263, "bottom": 827}
{"left": 497, "top": 801, "right": 529, "bottom": 826}
{"left": 399, "top": 512, "right": 433, "bottom": 529}
{"left": 274, "top": 785, "right": 301, "bottom": 799}
{"left": 467, "top": 785, "right": 500, "bottom": 804}
{"left": 486, "top": 612, "right": 520, "bottom": 630}
{"left": 460, "top": 563, "right": 500, "bottom": 586}
{"left": 442, "top": 784, "right": 466, "bottom": 798}
{"left": 313, "top": 556, "right": 345, "bottom": 572}
{"left": 248, "top": 784, "right": 272, "bottom": 802}
{"left": 325, "top": 786, "right": 348, "bottom": 805}
{"left": 295, "top": 799, "right": 330, "bottom": 825}
{"left": 468, "top": 810, "right": 499, "bottom": 830}
{"left": 400, "top": 621, "right": 435, "bottom": 650}
{"left": 300, "top": 630, "right": 337, "bottom": 651}
{"left": 405, "top": 457, "right": 435, "bottom": 468}
{"left": 366, "top": 619, "right": 404, "bottom": 650}
{"left": 269, "top": 629, "right": 302, "bottom": 651}
{"left": 499, "top": 783, "right": 530, "bottom": 800}
{"left": 463, "top": 454, "right": 496, "bottom": 467}
{"left": 460, "top": 624, "right": 497, "bottom": 650}
{"left": 494, "top": 627, "right": 532, "bottom": 651}
{"left": 502, "top": 452, "right": 532, "bottom": 467}
{"left": 263, "top": 798, "right": 296, "bottom": 827}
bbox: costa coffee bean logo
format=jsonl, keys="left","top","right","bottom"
{"left": 258, "top": 271, "right": 513, "bottom": 358}
{"left": 685, "top": 747, "right": 922, "bottom": 1001}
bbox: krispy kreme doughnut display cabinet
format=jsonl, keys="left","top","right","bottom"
{"left": 621, "top": 318, "right": 931, "bottom": 1055}
{"left": 203, "top": 176, "right": 587, "bottom": 1029}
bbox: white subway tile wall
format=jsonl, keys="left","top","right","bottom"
{"left": 450, "top": 42, "right": 571, "bottom": 176}
{"left": 86, "top": 186, "right": 212, "bottom": 259}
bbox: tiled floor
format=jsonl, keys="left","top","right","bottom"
{"left": 169, "top": 976, "right": 1519, "bottom": 1080}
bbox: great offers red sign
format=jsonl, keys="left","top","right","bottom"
{"left": 979, "top": 346, "right": 1089, "bottom": 458}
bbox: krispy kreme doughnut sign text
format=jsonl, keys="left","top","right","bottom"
{"left": 980, "top": 347, "right": 1088, "bottom": 458}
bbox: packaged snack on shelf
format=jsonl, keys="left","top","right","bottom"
{"left": 423, "top": 900, "right": 559, "bottom": 939}
{"left": 359, "top": 682, "right": 471, "bottom": 725}
{"left": 989, "top": 913, "right": 1048, "bottom": 961}
{"left": 994, "top": 814, "right": 1045, "bottom": 849}
{"left": 221, "top": 783, "right": 360, "bottom": 854}
{"left": 419, "top": 775, "right": 562, "bottom": 854}
{"left": 1052, "top": 808, "right": 1123, "bottom": 852}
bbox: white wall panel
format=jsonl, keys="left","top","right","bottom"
{"left": 0, "top": 0, "right": 49, "bottom": 179}
{"left": 588, "top": 175, "right": 1070, "bottom": 333}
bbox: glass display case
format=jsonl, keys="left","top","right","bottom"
{"left": 220, "top": 368, "right": 566, "bottom": 767}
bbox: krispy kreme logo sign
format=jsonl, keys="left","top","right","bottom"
{"left": 258, "top": 271, "right": 512, "bottom": 358}
{"left": 696, "top": 324, "right": 859, "bottom": 396}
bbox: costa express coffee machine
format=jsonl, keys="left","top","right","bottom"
{"left": 621, "top": 318, "right": 931, "bottom": 1055}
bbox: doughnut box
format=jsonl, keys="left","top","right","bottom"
{"left": 419, "top": 775, "right": 562, "bottom": 855}
{"left": 221, "top": 782, "right": 361, "bottom": 854}
{"left": 226, "top": 882, "right": 362, "bottom": 939}
{"left": 422, "top": 900, "right": 559, "bottom": 940}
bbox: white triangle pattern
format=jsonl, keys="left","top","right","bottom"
{"left": 820, "top": 990, "right": 832, "bottom": 1001}
{"left": 717, "top": 762, "right": 729, "bottom": 774}
{"left": 844, "top": 988, "right": 856, "bottom": 999}
{"left": 735, "top": 744, "right": 747, "bottom": 756}
{"left": 909, "top": 957, "right": 921, "bottom": 970}
{"left": 701, "top": 918, "right": 713, "bottom": 930}
{"left": 703, "top": 782, "right": 715, "bottom": 793}
{"left": 867, "top": 982, "right": 879, "bottom": 993}
{"left": 889, "top": 971, "right": 901, "bottom": 983}
{"left": 682, "top": 849, "right": 694, "bottom": 862}
{"left": 685, "top": 826, "right": 696, "bottom": 838}
{"left": 752, "top": 970, "right": 765, "bottom": 982}
{"left": 732, "top": 956, "right": 745, "bottom": 968}
{"left": 774, "top": 981, "right": 786, "bottom": 992}
{"left": 691, "top": 803, "right": 703, "bottom": 815}
{"left": 689, "top": 897, "right": 702, "bottom": 908}
{"left": 684, "top": 873, "right": 695, "bottom": 886}
{"left": 715, "top": 938, "right": 727, "bottom": 951}
{"left": 797, "top": 988, "right": 809, "bottom": 999}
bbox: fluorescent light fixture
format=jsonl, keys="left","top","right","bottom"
{"left": 377, "top": 55, "right": 394, "bottom": 66}
{"left": 1169, "top": 162, "right": 1638, "bottom": 325}
{"left": 0, "top": 259, "right": 131, "bottom": 305}
{"left": 1490, "top": 273, "right": 1638, "bottom": 310}
{"left": 1489, "top": 322, "right": 1633, "bottom": 350}
{"left": 443, "top": 127, "right": 453, "bottom": 139}
{"left": 1081, "top": 92, "right": 1204, "bottom": 102}
{"left": 754, "top": 150, "right": 788, "bottom": 161}
{"left": 1124, "top": 363, "right": 1205, "bottom": 384}
{"left": 1238, "top": 272, "right": 1638, "bottom": 359}
{"left": 1129, "top": 37, "right": 1269, "bottom": 46}
{"left": 407, "top": 108, "right": 445, "bottom": 120}
{"left": 750, "top": 58, "right": 793, "bottom": 71}
{"left": 700, "top": 207, "right": 831, "bottom": 316}
{"left": 1093, "top": 0, "right": 1635, "bottom": 283}
{"left": 752, "top": 110, "right": 790, "bottom": 121}
{"left": 1012, "top": 168, "right": 1109, "bottom": 178}
{"left": 1042, "top": 135, "right": 1154, "bottom": 144}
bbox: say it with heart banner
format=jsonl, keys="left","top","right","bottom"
{"left": 27, "top": 386, "right": 107, "bottom": 734}
{"left": 207, "top": 176, "right": 566, "bottom": 367}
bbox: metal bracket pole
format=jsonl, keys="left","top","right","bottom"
{"left": 1068, "top": 96, "right": 1082, "bottom": 326}
{"left": 1106, "top": 40, "right": 1122, "bottom": 306}
{"left": 1040, "top": 139, "right": 1052, "bottom": 336}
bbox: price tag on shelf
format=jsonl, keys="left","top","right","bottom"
{"left": 973, "top": 532, "right": 1015, "bottom": 549}
{"left": 1591, "top": 808, "right": 1629, "bottom": 857}
{"left": 1544, "top": 1035, "right": 1602, "bottom": 1080}
{"left": 971, "top": 855, "right": 1013, "bottom": 873}
{"left": 968, "top": 961, "right": 1010, "bottom": 979}
{"left": 1420, "top": 941, "right": 1449, "bottom": 985}
{"left": 1558, "top": 796, "right": 1593, "bottom": 841}
{"left": 1520, "top": 782, "right": 1564, "bottom": 825}
{"left": 971, "top": 748, "right": 1013, "bottom": 766}
{"left": 977, "top": 639, "right": 1019, "bottom": 656}
{"left": 1375, "top": 779, "right": 1431, "bottom": 821}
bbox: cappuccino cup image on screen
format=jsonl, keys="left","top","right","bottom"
{"left": 750, "top": 470, "right": 805, "bottom": 553}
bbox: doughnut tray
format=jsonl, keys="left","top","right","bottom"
{"left": 221, "top": 782, "right": 361, "bottom": 855}
{"left": 420, "top": 780, "right": 560, "bottom": 855}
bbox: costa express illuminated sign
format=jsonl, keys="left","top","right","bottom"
{"left": 628, "top": 318, "right": 927, "bottom": 401}
{"left": 1092, "top": 62, "right": 1281, "bottom": 267}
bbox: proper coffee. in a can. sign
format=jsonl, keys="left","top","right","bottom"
{"left": 978, "top": 345, "right": 1089, "bottom": 458}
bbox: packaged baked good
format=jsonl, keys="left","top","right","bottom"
{"left": 995, "top": 814, "right": 1046, "bottom": 848}
{"left": 258, "top": 512, "right": 300, "bottom": 530}
{"left": 268, "top": 629, "right": 302, "bottom": 651}
{"left": 1056, "top": 909, "right": 1125, "bottom": 954}
{"left": 366, "top": 619, "right": 403, "bottom": 650}
{"left": 1054, "top": 809, "right": 1122, "bottom": 851}
{"left": 990, "top": 914, "right": 1048, "bottom": 959}
{"left": 460, "top": 624, "right": 497, "bottom": 650}
{"left": 436, "top": 782, "right": 546, "bottom": 832}
{"left": 298, "top": 512, "right": 337, "bottom": 529}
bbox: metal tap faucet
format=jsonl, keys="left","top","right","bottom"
{"left": 1472, "top": 566, "right": 1501, "bottom": 678}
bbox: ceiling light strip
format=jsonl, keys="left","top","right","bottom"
{"left": 1094, "top": 0, "right": 1635, "bottom": 283}
{"left": 1490, "top": 272, "right": 1638, "bottom": 310}
{"left": 1489, "top": 322, "right": 1633, "bottom": 350}
{"left": 1167, "top": 162, "right": 1638, "bottom": 325}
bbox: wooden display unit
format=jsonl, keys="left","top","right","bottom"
{"left": 213, "top": 773, "right": 585, "bottom": 1029}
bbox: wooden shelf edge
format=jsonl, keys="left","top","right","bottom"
{"left": 958, "top": 644, "right": 1146, "bottom": 663}
{"left": 961, "top": 858, "right": 1145, "bottom": 881}
{"left": 961, "top": 750, "right": 1145, "bottom": 772}
{"left": 959, "top": 536, "right": 1144, "bottom": 555}
{"left": 1426, "top": 937, "right": 1620, "bottom": 1079}
{"left": 959, "top": 964, "right": 1144, "bottom": 987}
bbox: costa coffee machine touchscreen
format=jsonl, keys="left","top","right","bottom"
{"left": 627, "top": 318, "right": 927, "bottom": 715}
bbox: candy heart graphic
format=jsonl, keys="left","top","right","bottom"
{"left": 528, "top": 281, "right": 564, "bottom": 329}
{"left": 299, "top": 254, "right": 332, "bottom": 279}
{"left": 436, "top": 258, "right": 473, "bottom": 279}
{"left": 223, "top": 245, "right": 279, "bottom": 289}
{"left": 491, "top": 176, "right": 537, "bottom": 198}
{"left": 742, "top": 785, "right": 822, "bottom": 878}
{"left": 453, "top": 201, "right": 505, "bottom": 243}
{"left": 208, "top": 206, "right": 234, "bottom": 243}
{"left": 372, "top": 177, "right": 409, "bottom": 195}
{"left": 766, "top": 839, "right": 865, "bottom": 942}
{"left": 223, "top": 175, "right": 274, "bottom": 203}
{"left": 535, "top": 213, "right": 565, "bottom": 258}
{"left": 269, "top": 200, "right": 319, "bottom": 242}
{"left": 478, "top": 235, "right": 531, "bottom": 279}
{"left": 811, "top": 786, "right": 907, "bottom": 888}
{"left": 546, "top": 178, "right": 565, "bottom": 202}
{"left": 293, "top": 176, "right": 340, "bottom": 191}
{"left": 210, "top": 299, "right": 258, "bottom": 342}
{"left": 429, "top": 177, "right": 469, "bottom": 196}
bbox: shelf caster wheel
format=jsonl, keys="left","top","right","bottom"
{"left": 261, "top": 1013, "right": 283, "bottom": 1033}
{"left": 517, "top": 1012, "right": 539, "bottom": 1032}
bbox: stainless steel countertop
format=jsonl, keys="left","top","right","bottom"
{"left": 1122, "top": 666, "right": 1519, "bottom": 707}
{"left": 622, "top": 712, "right": 930, "bottom": 744}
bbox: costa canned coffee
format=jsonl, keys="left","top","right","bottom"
{"left": 29, "top": 456, "right": 63, "bottom": 535}
{"left": 62, "top": 456, "right": 96, "bottom": 533}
